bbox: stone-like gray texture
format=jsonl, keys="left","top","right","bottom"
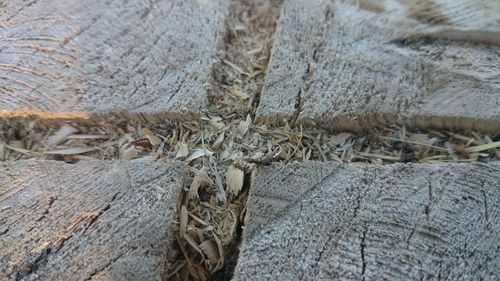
{"left": 257, "top": 0, "right": 500, "bottom": 132}
{"left": 233, "top": 162, "right": 500, "bottom": 281}
{"left": 0, "top": 159, "right": 187, "bottom": 280}
{"left": 0, "top": 0, "right": 229, "bottom": 118}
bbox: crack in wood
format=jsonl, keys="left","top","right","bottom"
{"left": 12, "top": 243, "right": 53, "bottom": 280}
{"left": 35, "top": 196, "right": 57, "bottom": 222}
{"left": 360, "top": 226, "right": 367, "bottom": 281}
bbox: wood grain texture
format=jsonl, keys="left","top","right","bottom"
{"left": 0, "top": 159, "right": 188, "bottom": 280}
{"left": 257, "top": 0, "right": 500, "bottom": 132}
{"left": 233, "top": 162, "right": 500, "bottom": 281}
{"left": 0, "top": 0, "right": 229, "bottom": 118}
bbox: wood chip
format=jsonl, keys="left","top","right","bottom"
{"left": 223, "top": 59, "right": 248, "bottom": 75}
{"left": 199, "top": 240, "right": 220, "bottom": 267}
{"left": 212, "top": 132, "right": 225, "bottom": 149}
{"left": 209, "top": 159, "right": 227, "bottom": 203}
{"left": 235, "top": 114, "right": 252, "bottom": 138}
{"left": 328, "top": 132, "right": 352, "bottom": 147}
{"left": 45, "top": 147, "right": 97, "bottom": 155}
{"left": 188, "top": 176, "right": 202, "bottom": 200}
{"left": 132, "top": 138, "right": 152, "bottom": 148}
{"left": 140, "top": 128, "right": 163, "bottom": 146}
{"left": 67, "top": 134, "right": 109, "bottom": 140}
{"left": 46, "top": 125, "right": 78, "bottom": 147}
{"left": 226, "top": 165, "right": 244, "bottom": 195}
{"left": 121, "top": 145, "right": 139, "bottom": 160}
{"left": 0, "top": 142, "right": 6, "bottom": 161}
{"left": 212, "top": 232, "right": 224, "bottom": 271}
{"left": 205, "top": 116, "right": 225, "bottom": 130}
{"left": 180, "top": 205, "right": 188, "bottom": 237}
{"left": 185, "top": 232, "right": 204, "bottom": 260}
{"left": 185, "top": 149, "right": 213, "bottom": 163}
{"left": 176, "top": 142, "right": 189, "bottom": 159}
{"left": 145, "top": 134, "right": 162, "bottom": 147}
{"left": 229, "top": 86, "right": 251, "bottom": 100}
{"left": 408, "top": 133, "right": 429, "bottom": 144}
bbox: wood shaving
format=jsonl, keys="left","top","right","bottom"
{"left": 67, "top": 134, "right": 109, "bottom": 140}
{"left": 180, "top": 205, "right": 188, "bottom": 237}
{"left": 144, "top": 132, "right": 162, "bottom": 147}
{"left": 121, "top": 145, "right": 139, "bottom": 160}
{"left": 0, "top": 141, "right": 6, "bottom": 161}
{"left": 235, "top": 115, "right": 252, "bottom": 138}
{"left": 45, "top": 147, "right": 98, "bottom": 155}
{"left": 176, "top": 142, "right": 190, "bottom": 159}
{"left": 185, "top": 149, "right": 213, "bottom": 163}
{"left": 46, "top": 125, "right": 78, "bottom": 147}
{"left": 199, "top": 240, "right": 220, "bottom": 268}
{"left": 225, "top": 166, "right": 244, "bottom": 195}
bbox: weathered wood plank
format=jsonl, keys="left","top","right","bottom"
{"left": 0, "top": 0, "right": 229, "bottom": 119}
{"left": 233, "top": 162, "right": 500, "bottom": 280}
{"left": 0, "top": 159, "right": 187, "bottom": 280}
{"left": 257, "top": 0, "right": 500, "bottom": 132}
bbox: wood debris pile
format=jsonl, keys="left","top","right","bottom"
{"left": 323, "top": 125, "right": 500, "bottom": 164}
{"left": 168, "top": 0, "right": 283, "bottom": 279}
{"left": 0, "top": 118, "right": 168, "bottom": 162}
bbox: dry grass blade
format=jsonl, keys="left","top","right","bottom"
{"left": 357, "top": 152, "right": 401, "bottom": 161}
{"left": 5, "top": 144, "right": 35, "bottom": 156}
{"left": 465, "top": 140, "right": 500, "bottom": 153}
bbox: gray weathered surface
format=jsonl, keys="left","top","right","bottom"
{"left": 257, "top": 0, "right": 500, "bottom": 131}
{"left": 233, "top": 162, "right": 500, "bottom": 280}
{"left": 0, "top": 0, "right": 229, "bottom": 118}
{"left": 0, "top": 159, "right": 187, "bottom": 280}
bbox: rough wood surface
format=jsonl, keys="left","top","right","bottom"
{"left": 233, "top": 162, "right": 500, "bottom": 280}
{"left": 0, "top": 0, "right": 229, "bottom": 119}
{"left": 257, "top": 0, "right": 500, "bottom": 132}
{"left": 0, "top": 159, "right": 187, "bottom": 280}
